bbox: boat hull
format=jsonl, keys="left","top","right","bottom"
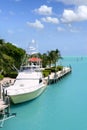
{"left": 9, "top": 85, "right": 47, "bottom": 104}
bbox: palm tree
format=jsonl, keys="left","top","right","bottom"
{"left": 42, "top": 53, "right": 48, "bottom": 68}
{"left": 47, "top": 49, "right": 62, "bottom": 68}
{"left": 47, "top": 51, "right": 53, "bottom": 67}
{"left": 53, "top": 49, "right": 61, "bottom": 67}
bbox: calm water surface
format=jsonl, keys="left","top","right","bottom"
{"left": 2, "top": 57, "right": 87, "bottom": 130}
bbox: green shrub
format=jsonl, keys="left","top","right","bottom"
{"left": 9, "top": 71, "right": 18, "bottom": 78}
{"left": 50, "top": 67, "right": 56, "bottom": 72}
{"left": 45, "top": 66, "right": 63, "bottom": 72}
{"left": 57, "top": 66, "right": 63, "bottom": 71}
{"left": 42, "top": 70, "right": 51, "bottom": 77}
{"left": 0, "top": 74, "right": 4, "bottom": 80}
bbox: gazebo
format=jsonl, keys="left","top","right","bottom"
{"left": 28, "top": 57, "right": 42, "bottom": 68}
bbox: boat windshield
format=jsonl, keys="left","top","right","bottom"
{"left": 20, "top": 66, "right": 41, "bottom": 72}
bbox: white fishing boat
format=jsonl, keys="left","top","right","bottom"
{"left": 5, "top": 40, "right": 47, "bottom": 104}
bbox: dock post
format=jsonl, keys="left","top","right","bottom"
{"left": 48, "top": 75, "right": 50, "bottom": 84}
{"left": 5, "top": 96, "right": 10, "bottom": 115}
{"left": 0, "top": 83, "right": 2, "bottom": 99}
{"left": 2, "top": 88, "right": 5, "bottom": 101}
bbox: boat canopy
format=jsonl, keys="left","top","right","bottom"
{"left": 28, "top": 57, "right": 42, "bottom": 62}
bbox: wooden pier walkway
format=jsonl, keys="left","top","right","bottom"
{"left": 0, "top": 84, "right": 16, "bottom": 128}
{"left": 0, "top": 99, "right": 8, "bottom": 111}
{"left": 0, "top": 84, "right": 10, "bottom": 113}
{"left": 46, "top": 67, "right": 72, "bottom": 84}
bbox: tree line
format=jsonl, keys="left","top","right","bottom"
{"left": 0, "top": 38, "right": 62, "bottom": 79}
{"left": 0, "top": 39, "right": 25, "bottom": 78}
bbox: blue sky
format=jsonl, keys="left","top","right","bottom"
{"left": 0, "top": 0, "right": 87, "bottom": 56}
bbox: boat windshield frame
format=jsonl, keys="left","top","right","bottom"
{"left": 20, "top": 66, "right": 41, "bottom": 72}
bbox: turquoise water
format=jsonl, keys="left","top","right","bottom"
{"left": 2, "top": 57, "right": 87, "bottom": 130}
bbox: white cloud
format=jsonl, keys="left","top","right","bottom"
{"left": 70, "top": 28, "right": 80, "bottom": 33}
{"left": 61, "top": 5, "right": 87, "bottom": 23}
{"left": 57, "top": 27, "right": 65, "bottom": 31}
{"left": 27, "top": 20, "right": 44, "bottom": 29}
{"left": 41, "top": 17, "right": 59, "bottom": 24}
{"left": 51, "top": 0, "right": 87, "bottom": 5}
{"left": 34, "top": 5, "right": 52, "bottom": 15}
{"left": 61, "top": 10, "right": 77, "bottom": 23}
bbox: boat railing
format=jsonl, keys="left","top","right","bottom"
{"left": 20, "top": 65, "right": 41, "bottom": 72}
{"left": 7, "top": 83, "right": 44, "bottom": 95}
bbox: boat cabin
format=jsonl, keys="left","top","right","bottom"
{"left": 20, "top": 57, "right": 42, "bottom": 72}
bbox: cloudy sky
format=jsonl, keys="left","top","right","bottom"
{"left": 0, "top": 0, "right": 87, "bottom": 56}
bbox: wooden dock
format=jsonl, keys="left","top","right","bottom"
{"left": 0, "top": 84, "right": 10, "bottom": 113}
{"left": 0, "top": 84, "right": 16, "bottom": 128}
{"left": 0, "top": 99, "right": 8, "bottom": 111}
{"left": 46, "top": 66, "right": 72, "bottom": 84}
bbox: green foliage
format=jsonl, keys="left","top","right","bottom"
{"left": 42, "top": 65, "right": 63, "bottom": 77}
{"left": 42, "top": 70, "right": 51, "bottom": 77}
{"left": 0, "top": 38, "right": 25, "bottom": 78}
{"left": 57, "top": 66, "right": 63, "bottom": 71}
{"left": 0, "top": 74, "right": 4, "bottom": 80}
{"left": 41, "top": 49, "right": 62, "bottom": 68}
{"left": 41, "top": 53, "right": 48, "bottom": 68}
{"left": 7, "top": 72, "right": 18, "bottom": 78}
{"left": 4, "top": 42, "right": 25, "bottom": 68}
